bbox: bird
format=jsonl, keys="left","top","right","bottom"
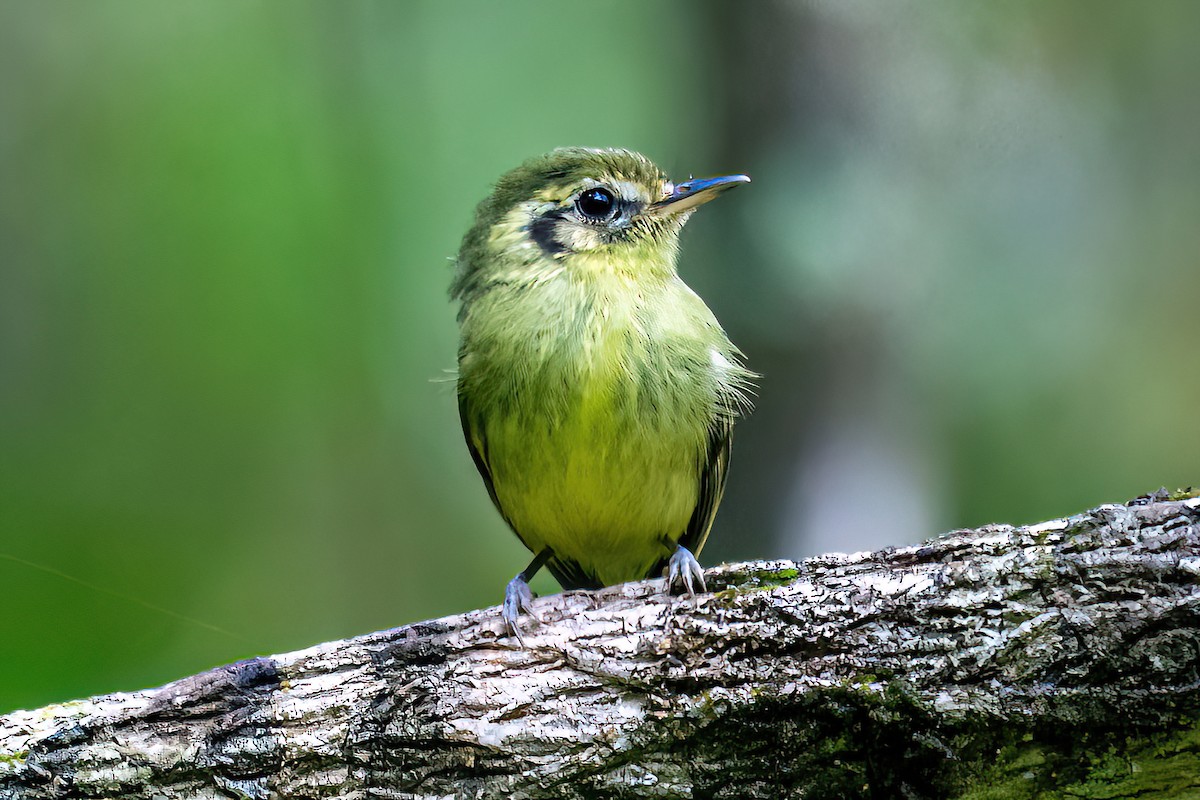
{"left": 450, "top": 147, "right": 754, "bottom": 639}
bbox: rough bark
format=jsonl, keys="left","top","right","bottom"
{"left": 2, "top": 493, "right": 1199, "bottom": 799}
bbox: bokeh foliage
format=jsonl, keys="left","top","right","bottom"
{"left": 1, "top": 1, "right": 1196, "bottom": 713}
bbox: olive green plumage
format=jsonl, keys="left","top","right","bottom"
{"left": 452, "top": 147, "right": 753, "bottom": 615}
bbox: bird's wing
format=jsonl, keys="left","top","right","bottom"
{"left": 458, "top": 392, "right": 524, "bottom": 544}
{"left": 648, "top": 419, "right": 733, "bottom": 579}
{"left": 459, "top": 390, "right": 605, "bottom": 591}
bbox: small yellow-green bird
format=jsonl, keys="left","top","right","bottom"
{"left": 451, "top": 147, "right": 753, "bottom": 637}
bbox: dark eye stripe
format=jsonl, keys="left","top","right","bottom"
{"left": 529, "top": 209, "right": 570, "bottom": 256}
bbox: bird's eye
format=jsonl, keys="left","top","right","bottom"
{"left": 576, "top": 187, "right": 617, "bottom": 220}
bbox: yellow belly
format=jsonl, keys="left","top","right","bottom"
{"left": 485, "top": 394, "right": 704, "bottom": 587}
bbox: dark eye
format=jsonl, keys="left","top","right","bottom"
{"left": 576, "top": 187, "right": 616, "bottom": 220}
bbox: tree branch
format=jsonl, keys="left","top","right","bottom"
{"left": 3, "top": 494, "right": 1199, "bottom": 799}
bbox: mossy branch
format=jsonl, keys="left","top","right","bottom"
{"left": 2, "top": 494, "right": 1199, "bottom": 799}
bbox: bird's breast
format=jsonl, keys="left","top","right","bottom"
{"left": 460, "top": 274, "right": 729, "bottom": 428}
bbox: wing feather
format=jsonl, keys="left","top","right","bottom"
{"left": 646, "top": 420, "right": 733, "bottom": 580}
{"left": 460, "top": 390, "right": 607, "bottom": 590}
{"left": 458, "top": 392, "right": 528, "bottom": 550}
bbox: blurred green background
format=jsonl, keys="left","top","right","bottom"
{"left": 2, "top": 1, "right": 1196, "bottom": 713}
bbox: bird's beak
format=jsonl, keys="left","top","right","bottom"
{"left": 647, "top": 174, "right": 751, "bottom": 217}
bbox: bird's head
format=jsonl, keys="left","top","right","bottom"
{"left": 453, "top": 148, "right": 748, "bottom": 299}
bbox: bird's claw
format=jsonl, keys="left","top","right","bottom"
{"left": 502, "top": 574, "right": 538, "bottom": 645}
{"left": 667, "top": 545, "right": 707, "bottom": 597}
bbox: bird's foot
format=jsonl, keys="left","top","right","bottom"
{"left": 667, "top": 545, "right": 707, "bottom": 597}
{"left": 502, "top": 574, "right": 539, "bottom": 645}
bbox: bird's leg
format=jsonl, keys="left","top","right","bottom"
{"left": 667, "top": 544, "right": 707, "bottom": 597}
{"left": 503, "top": 548, "right": 551, "bottom": 643}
